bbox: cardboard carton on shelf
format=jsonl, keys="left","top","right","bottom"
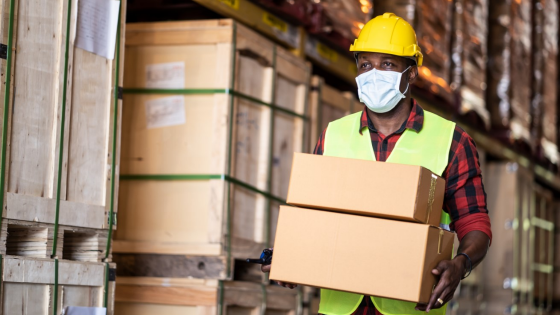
{"left": 287, "top": 153, "right": 446, "bottom": 227}
{"left": 270, "top": 206, "right": 455, "bottom": 304}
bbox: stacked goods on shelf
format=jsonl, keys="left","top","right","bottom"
{"left": 486, "top": 0, "right": 511, "bottom": 133}
{"left": 0, "top": 0, "right": 125, "bottom": 312}
{"left": 114, "top": 19, "right": 309, "bottom": 310}
{"left": 372, "top": 0, "right": 454, "bottom": 104}
{"left": 487, "top": 0, "right": 533, "bottom": 147}
{"left": 115, "top": 278, "right": 298, "bottom": 315}
{"left": 310, "top": 0, "right": 373, "bottom": 51}
{"left": 509, "top": 0, "right": 532, "bottom": 146}
{"left": 451, "top": 0, "right": 490, "bottom": 129}
{"left": 308, "top": 76, "right": 358, "bottom": 151}
{"left": 541, "top": 0, "right": 559, "bottom": 167}
{"left": 483, "top": 163, "right": 555, "bottom": 315}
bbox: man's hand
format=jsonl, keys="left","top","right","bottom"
{"left": 260, "top": 250, "right": 298, "bottom": 289}
{"left": 415, "top": 256, "right": 466, "bottom": 312}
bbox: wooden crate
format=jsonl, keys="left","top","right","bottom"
{"left": 308, "top": 75, "right": 357, "bottom": 152}
{"left": 0, "top": 0, "right": 125, "bottom": 232}
{"left": 482, "top": 162, "right": 533, "bottom": 305}
{"left": 113, "top": 19, "right": 310, "bottom": 277}
{"left": 0, "top": 256, "right": 116, "bottom": 315}
{"left": 114, "top": 278, "right": 298, "bottom": 315}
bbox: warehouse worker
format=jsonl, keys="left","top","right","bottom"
{"left": 262, "top": 13, "right": 492, "bottom": 315}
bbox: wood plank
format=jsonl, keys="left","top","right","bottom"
{"left": 7, "top": 0, "right": 64, "bottom": 199}
{"left": 112, "top": 254, "right": 227, "bottom": 279}
{"left": 112, "top": 240, "right": 222, "bottom": 256}
{"left": 3, "top": 256, "right": 105, "bottom": 286}
{"left": 6, "top": 193, "right": 106, "bottom": 229}
{"left": 115, "top": 284, "right": 217, "bottom": 306}
{"left": 115, "top": 303, "right": 209, "bottom": 315}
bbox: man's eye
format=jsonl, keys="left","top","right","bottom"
{"left": 383, "top": 62, "right": 394, "bottom": 67}
{"left": 361, "top": 63, "right": 369, "bottom": 68}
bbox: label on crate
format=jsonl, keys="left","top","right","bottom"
{"left": 145, "top": 62, "right": 185, "bottom": 89}
{"left": 263, "top": 12, "right": 288, "bottom": 33}
{"left": 145, "top": 96, "right": 186, "bottom": 129}
{"left": 316, "top": 42, "right": 338, "bottom": 63}
{"left": 75, "top": 0, "right": 120, "bottom": 60}
{"left": 65, "top": 306, "right": 106, "bottom": 315}
{"left": 262, "top": 12, "right": 300, "bottom": 48}
{"left": 218, "top": 0, "right": 239, "bottom": 10}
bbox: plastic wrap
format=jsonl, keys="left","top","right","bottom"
{"left": 486, "top": 0, "right": 512, "bottom": 131}
{"left": 541, "top": 0, "right": 558, "bottom": 164}
{"left": 509, "top": 0, "right": 532, "bottom": 142}
{"left": 373, "top": 0, "right": 454, "bottom": 103}
{"left": 318, "top": 0, "right": 373, "bottom": 41}
{"left": 452, "top": 0, "right": 489, "bottom": 128}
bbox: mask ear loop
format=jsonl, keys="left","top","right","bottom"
{"left": 400, "top": 66, "right": 412, "bottom": 95}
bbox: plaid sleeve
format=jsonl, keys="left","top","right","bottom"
{"left": 443, "top": 126, "right": 490, "bottom": 240}
{"left": 313, "top": 128, "right": 327, "bottom": 155}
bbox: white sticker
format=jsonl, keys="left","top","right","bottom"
{"left": 145, "top": 96, "right": 186, "bottom": 129}
{"left": 65, "top": 306, "right": 106, "bottom": 315}
{"left": 75, "top": 0, "right": 120, "bottom": 60}
{"left": 146, "top": 62, "right": 185, "bottom": 89}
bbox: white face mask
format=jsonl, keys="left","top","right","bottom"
{"left": 356, "top": 67, "right": 410, "bottom": 113}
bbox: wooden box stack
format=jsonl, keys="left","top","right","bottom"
{"left": 0, "top": 0, "right": 126, "bottom": 313}
{"left": 113, "top": 19, "right": 308, "bottom": 313}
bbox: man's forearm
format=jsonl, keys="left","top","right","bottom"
{"left": 454, "top": 230, "right": 490, "bottom": 273}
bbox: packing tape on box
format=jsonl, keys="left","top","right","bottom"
{"left": 426, "top": 174, "right": 438, "bottom": 223}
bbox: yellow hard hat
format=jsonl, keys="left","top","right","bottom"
{"left": 350, "top": 12, "right": 423, "bottom": 67}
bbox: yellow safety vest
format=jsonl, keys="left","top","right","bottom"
{"left": 319, "top": 109, "right": 455, "bottom": 315}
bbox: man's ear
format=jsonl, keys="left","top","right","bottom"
{"left": 408, "top": 65, "right": 419, "bottom": 82}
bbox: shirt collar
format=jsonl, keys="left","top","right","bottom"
{"left": 359, "top": 99, "right": 424, "bottom": 135}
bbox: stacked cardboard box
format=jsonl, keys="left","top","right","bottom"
{"left": 270, "top": 153, "right": 455, "bottom": 304}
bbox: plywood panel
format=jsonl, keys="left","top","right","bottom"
{"left": 116, "top": 19, "right": 309, "bottom": 265}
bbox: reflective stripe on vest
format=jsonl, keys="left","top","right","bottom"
{"left": 319, "top": 110, "right": 455, "bottom": 315}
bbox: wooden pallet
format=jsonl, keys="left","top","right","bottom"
{"left": 0, "top": 256, "right": 116, "bottom": 315}
{"left": 308, "top": 75, "right": 357, "bottom": 152}
{"left": 114, "top": 277, "right": 298, "bottom": 315}
{"left": 114, "top": 19, "right": 311, "bottom": 269}
{"left": 0, "top": 219, "right": 110, "bottom": 262}
{"left": 0, "top": 0, "right": 125, "bottom": 230}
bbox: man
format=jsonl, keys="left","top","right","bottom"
{"left": 263, "top": 13, "right": 491, "bottom": 315}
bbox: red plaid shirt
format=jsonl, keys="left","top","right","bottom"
{"left": 314, "top": 100, "right": 492, "bottom": 315}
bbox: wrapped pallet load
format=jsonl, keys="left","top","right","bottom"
{"left": 451, "top": 0, "right": 490, "bottom": 129}
{"left": 0, "top": 0, "right": 126, "bottom": 313}
{"left": 114, "top": 19, "right": 309, "bottom": 313}
{"left": 373, "top": 0, "right": 454, "bottom": 104}
{"left": 541, "top": 0, "right": 559, "bottom": 168}
{"left": 487, "top": 0, "right": 535, "bottom": 152}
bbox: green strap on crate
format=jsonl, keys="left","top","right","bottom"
{"left": 51, "top": 0, "right": 75, "bottom": 312}
{"left": 0, "top": 0, "right": 16, "bottom": 291}
{"left": 103, "top": 0, "right": 123, "bottom": 309}
{"left": 120, "top": 174, "right": 286, "bottom": 204}
{"left": 217, "top": 22, "right": 238, "bottom": 315}
{"left": 122, "top": 88, "right": 307, "bottom": 120}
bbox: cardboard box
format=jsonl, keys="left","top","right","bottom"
{"left": 270, "top": 206, "right": 455, "bottom": 304}
{"left": 287, "top": 153, "right": 446, "bottom": 226}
